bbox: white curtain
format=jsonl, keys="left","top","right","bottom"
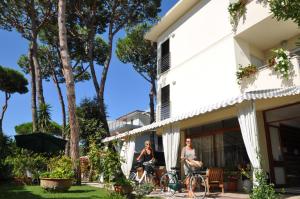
{"left": 237, "top": 100, "right": 261, "bottom": 170}
{"left": 120, "top": 137, "right": 136, "bottom": 178}
{"left": 162, "top": 125, "right": 180, "bottom": 172}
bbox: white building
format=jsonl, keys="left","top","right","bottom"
{"left": 108, "top": 110, "right": 164, "bottom": 161}
{"left": 104, "top": 0, "right": 300, "bottom": 189}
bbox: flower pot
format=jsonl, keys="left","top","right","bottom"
{"left": 40, "top": 178, "right": 72, "bottom": 192}
{"left": 227, "top": 181, "right": 238, "bottom": 192}
{"left": 114, "top": 184, "right": 133, "bottom": 195}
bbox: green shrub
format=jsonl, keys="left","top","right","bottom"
{"left": 5, "top": 148, "right": 47, "bottom": 179}
{"left": 0, "top": 134, "right": 13, "bottom": 179}
{"left": 133, "top": 183, "right": 154, "bottom": 198}
{"left": 104, "top": 192, "right": 127, "bottom": 199}
{"left": 250, "top": 169, "right": 280, "bottom": 199}
{"left": 101, "top": 144, "right": 123, "bottom": 183}
{"left": 40, "top": 156, "right": 74, "bottom": 179}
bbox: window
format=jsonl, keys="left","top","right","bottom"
{"left": 187, "top": 118, "right": 249, "bottom": 169}
{"left": 250, "top": 55, "right": 264, "bottom": 69}
{"left": 160, "top": 85, "right": 170, "bottom": 120}
{"left": 159, "top": 39, "right": 170, "bottom": 73}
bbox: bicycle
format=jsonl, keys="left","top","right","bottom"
{"left": 159, "top": 163, "right": 207, "bottom": 198}
{"left": 129, "top": 160, "right": 155, "bottom": 185}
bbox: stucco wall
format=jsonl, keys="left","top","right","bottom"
{"left": 156, "top": 0, "right": 240, "bottom": 118}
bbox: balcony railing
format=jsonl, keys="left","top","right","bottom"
{"left": 160, "top": 101, "right": 170, "bottom": 120}
{"left": 240, "top": 56, "right": 300, "bottom": 92}
{"left": 158, "top": 53, "right": 170, "bottom": 74}
{"left": 108, "top": 121, "right": 141, "bottom": 134}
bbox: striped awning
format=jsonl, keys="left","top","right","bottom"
{"left": 102, "top": 86, "right": 300, "bottom": 143}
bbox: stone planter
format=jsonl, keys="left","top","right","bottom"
{"left": 40, "top": 178, "right": 72, "bottom": 192}
{"left": 242, "top": 179, "right": 252, "bottom": 193}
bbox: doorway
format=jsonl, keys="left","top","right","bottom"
{"left": 264, "top": 103, "right": 300, "bottom": 187}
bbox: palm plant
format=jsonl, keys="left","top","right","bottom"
{"left": 38, "top": 103, "right": 52, "bottom": 133}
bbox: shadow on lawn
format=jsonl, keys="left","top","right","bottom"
{"left": 67, "top": 189, "right": 94, "bottom": 193}
{"left": 0, "top": 184, "right": 42, "bottom": 199}
{"left": 0, "top": 184, "right": 107, "bottom": 199}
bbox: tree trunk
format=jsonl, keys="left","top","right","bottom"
{"left": 51, "top": 73, "right": 66, "bottom": 133}
{"left": 32, "top": 36, "right": 45, "bottom": 106}
{"left": 87, "top": 28, "right": 100, "bottom": 101}
{"left": 28, "top": 47, "right": 38, "bottom": 132}
{"left": 58, "top": 0, "right": 81, "bottom": 184}
{"left": 51, "top": 72, "right": 69, "bottom": 156}
{"left": 149, "top": 78, "right": 156, "bottom": 150}
{"left": 29, "top": 0, "right": 45, "bottom": 107}
{"left": 98, "top": 27, "right": 113, "bottom": 134}
{"left": 0, "top": 93, "right": 10, "bottom": 134}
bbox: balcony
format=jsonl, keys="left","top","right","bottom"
{"left": 239, "top": 56, "right": 300, "bottom": 92}
{"left": 158, "top": 53, "right": 170, "bottom": 74}
{"left": 235, "top": 1, "right": 300, "bottom": 51}
{"left": 108, "top": 121, "right": 142, "bottom": 135}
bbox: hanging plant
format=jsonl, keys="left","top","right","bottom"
{"left": 269, "top": 48, "right": 291, "bottom": 79}
{"left": 228, "top": 0, "right": 247, "bottom": 32}
{"left": 236, "top": 64, "right": 258, "bottom": 84}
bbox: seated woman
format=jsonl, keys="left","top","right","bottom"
{"left": 136, "top": 140, "right": 155, "bottom": 174}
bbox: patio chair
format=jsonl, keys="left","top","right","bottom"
{"left": 205, "top": 168, "right": 224, "bottom": 193}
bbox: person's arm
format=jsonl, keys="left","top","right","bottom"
{"left": 136, "top": 149, "right": 145, "bottom": 161}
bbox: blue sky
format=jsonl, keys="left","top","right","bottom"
{"left": 0, "top": 1, "right": 177, "bottom": 137}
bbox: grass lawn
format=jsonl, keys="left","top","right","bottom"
{"left": 0, "top": 183, "right": 161, "bottom": 199}
{"left": 0, "top": 184, "right": 109, "bottom": 199}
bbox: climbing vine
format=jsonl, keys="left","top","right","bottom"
{"left": 228, "top": 0, "right": 247, "bottom": 31}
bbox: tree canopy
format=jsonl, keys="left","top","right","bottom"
{"left": 0, "top": 65, "right": 28, "bottom": 94}
{"left": 116, "top": 23, "right": 157, "bottom": 83}
{"left": 0, "top": 65, "right": 28, "bottom": 134}
{"left": 116, "top": 23, "right": 157, "bottom": 123}
{"left": 15, "top": 122, "right": 62, "bottom": 136}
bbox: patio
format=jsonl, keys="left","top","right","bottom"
{"left": 149, "top": 191, "right": 249, "bottom": 199}
{"left": 148, "top": 191, "right": 300, "bottom": 199}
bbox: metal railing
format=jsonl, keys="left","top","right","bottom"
{"left": 158, "top": 53, "right": 170, "bottom": 74}
{"left": 108, "top": 121, "right": 141, "bottom": 133}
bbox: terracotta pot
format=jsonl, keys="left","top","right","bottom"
{"left": 114, "top": 184, "right": 133, "bottom": 195}
{"left": 227, "top": 181, "right": 238, "bottom": 192}
{"left": 40, "top": 178, "right": 72, "bottom": 192}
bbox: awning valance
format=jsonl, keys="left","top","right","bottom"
{"left": 102, "top": 86, "right": 300, "bottom": 143}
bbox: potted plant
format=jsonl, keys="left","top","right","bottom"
{"left": 225, "top": 170, "right": 239, "bottom": 192}
{"left": 236, "top": 64, "right": 258, "bottom": 84}
{"left": 113, "top": 176, "right": 133, "bottom": 195}
{"left": 238, "top": 163, "right": 252, "bottom": 193}
{"left": 40, "top": 156, "right": 74, "bottom": 192}
{"left": 269, "top": 48, "right": 291, "bottom": 79}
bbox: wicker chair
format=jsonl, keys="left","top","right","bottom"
{"left": 205, "top": 168, "right": 224, "bottom": 193}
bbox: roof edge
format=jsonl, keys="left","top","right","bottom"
{"left": 145, "top": 0, "right": 200, "bottom": 42}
